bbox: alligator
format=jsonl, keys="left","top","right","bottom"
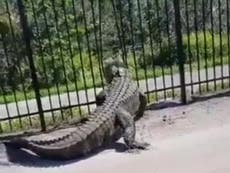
{"left": 4, "top": 57, "right": 149, "bottom": 160}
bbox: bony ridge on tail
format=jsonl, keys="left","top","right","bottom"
{"left": 4, "top": 57, "right": 149, "bottom": 160}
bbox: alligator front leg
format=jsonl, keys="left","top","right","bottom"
{"left": 116, "top": 108, "right": 149, "bottom": 150}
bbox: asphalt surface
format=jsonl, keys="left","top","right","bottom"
{"left": 0, "top": 95, "right": 230, "bottom": 173}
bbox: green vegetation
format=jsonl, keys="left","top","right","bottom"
{"left": 0, "top": 0, "right": 229, "bottom": 104}
{"left": 0, "top": 106, "right": 86, "bottom": 134}
{"left": 0, "top": 31, "right": 229, "bottom": 104}
{"left": 1, "top": 0, "right": 230, "bottom": 134}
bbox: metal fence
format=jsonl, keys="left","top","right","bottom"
{"left": 0, "top": 0, "right": 229, "bottom": 133}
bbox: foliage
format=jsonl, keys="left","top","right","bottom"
{"left": 0, "top": 2, "right": 29, "bottom": 93}
{"left": 0, "top": 0, "right": 229, "bottom": 97}
{"left": 183, "top": 32, "right": 229, "bottom": 62}
{"left": 138, "top": 31, "right": 229, "bottom": 69}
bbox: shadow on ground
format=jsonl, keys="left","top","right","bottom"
{"left": 0, "top": 142, "right": 127, "bottom": 168}
{"left": 146, "top": 101, "right": 182, "bottom": 110}
{"left": 146, "top": 89, "right": 230, "bottom": 111}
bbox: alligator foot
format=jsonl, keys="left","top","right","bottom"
{"left": 127, "top": 141, "right": 150, "bottom": 151}
{"left": 125, "top": 142, "right": 150, "bottom": 154}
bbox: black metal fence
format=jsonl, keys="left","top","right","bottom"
{"left": 0, "top": 0, "right": 229, "bottom": 133}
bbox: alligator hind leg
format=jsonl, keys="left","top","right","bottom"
{"left": 134, "top": 91, "right": 147, "bottom": 121}
{"left": 116, "top": 108, "right": 149, "bottom": 150}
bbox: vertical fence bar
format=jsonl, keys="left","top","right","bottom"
{"left": 5, "top": 1, "right": 32, "bottom": 127}
{"left": 127, "top": 0, "right": 140, "bottom": 87}
{"left": 155, "top": 0, "right": 167, "bottom": 100}
{"left": 51, "top": 0, "right": 73, "bottom": 117}
{"left": 0, "top": 83, "right": 12, "bottom": 130}
{"left": 136, "top": 0, "right": 150, "bottom": 102}
{"left": 5, "top": 0, "right": 23, "bottom": 128}
{"left": 2, "top": 98, "right": 12, "bottom": 130}
{"left": 202, "top": 0, "right": 209, "bottom": 92}
{"left": 210, "top": 0, "right": 217, "bottom": 91}
{"left": 80, "top": 0, "right": 97, "bottom": 107}
{"left": 0, "top": 35, "right": 12, "bottom": 130}
{"left": 111, "top": 0, "right": 126, "bottom": 62}
{"left": 173, "top": 0, "right": 186, "bottom": 104}
{"left": 1, "top": 35, "right": 19, "bottom": 130}
{"left": 30, "top": 0, "right": 56, "bottom": 122}
{"left": 6, "top": 0, "right": 33, "bottom": 127}
{"left": 218, "top": 0, "right": 224, "bottom": 89}
{"left": 164, "top": 0, "right": 175, "bottom": 98}
{"left": 98, "top": 0, "right": 104, "bottom": 76}
{"left": 71, "top": 0, "right": 91, "bottom": 114}
{"left": 185, "top": 0, "right": 194, "bottom": 94}
{"left": 227, "top": 0, "right": 230, "bottom": 87}
{"left": 146, "top": 0, "right": 158, "bottom": 101}
{"left": 61, "top": 0, "right": 82, "bottom": 116}
{"left": 117, "top": 0, "right": 128, "bottom": 65}
{"left": 193, "top": 0, "right": 201, "bottom": 94}
{"left": 89, "top": 0, "right": 104, "bottom": 89}
{"left": 41, "top": 0, "right": 64, "bottom": 119}
{"left": 17, "top": 0, "right": 46, "bottom": 131}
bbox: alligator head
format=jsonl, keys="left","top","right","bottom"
{"left": 103, "top": 56, "right": 126, "bottom": 84}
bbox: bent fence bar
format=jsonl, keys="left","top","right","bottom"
{"left": 0, "top": 0, "right": 229, "bottom": 133}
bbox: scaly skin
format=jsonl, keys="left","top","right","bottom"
{"left": 4, "top": 58, "right": 148, "bottom": 160}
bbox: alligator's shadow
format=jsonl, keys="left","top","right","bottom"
{"left": 3, "top": 141, "right": 128, "bottom": 168}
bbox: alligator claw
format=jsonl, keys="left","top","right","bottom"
{"left": 128, "top": 141, "right": 150, "bottom": 150}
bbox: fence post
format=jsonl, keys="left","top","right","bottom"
{"left": 173, "top": 0, "right": 187, "bottom": 104}
{"left": 17, "top": 0, "right": 46, "bottom": 131}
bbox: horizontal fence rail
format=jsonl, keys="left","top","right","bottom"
{"left": 0, "top": 0, "right": 229, "bottom": 133}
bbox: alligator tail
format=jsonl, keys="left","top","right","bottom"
{"left": 3, "top": 138, "right": 29, "bottom": 149}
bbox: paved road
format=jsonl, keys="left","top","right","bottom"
{"left": 73, "top": 125, "right": 230, "bottom": 173}
{"left": 1, "top": 125, "right": 229, "bottom": 173}
{"left": 0, "top": 65, "right": 229, "bottom": 118}
{"left": 0, "top": 96, "right": 230, "bottom": 173}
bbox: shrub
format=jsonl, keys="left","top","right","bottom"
{"left": 35, "top": 52, "right": 102, "bottom": 88}
{"left": 138, "top": 31, "right": 229, "bottom": 69}
{"left": 138, "top": 39, "right": 178, "bottom": 68}
{"left": 183, "top": 31, "right": 229, "bottom": 62}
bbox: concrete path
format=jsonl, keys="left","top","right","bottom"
{"left": 0, "top": 95, "right": 230, "bottom": 173}
{"left": 0, "top": 65, "right": 229, "bottom": 119}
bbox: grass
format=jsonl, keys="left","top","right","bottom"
{"left": 0, "top": 107, "right": 86, "bottom": 134}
